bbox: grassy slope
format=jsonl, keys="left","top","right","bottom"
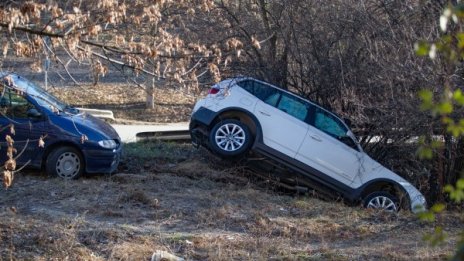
{"left": 0, "top": 141, "right": 461, "bottom": 260}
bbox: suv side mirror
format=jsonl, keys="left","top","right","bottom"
{"left": 343, "top": 118, "right": 352, "bottom": 128}
{"left": 339, "top": 135, "right": 359, "bottom": 151}
{"left": 27, "top": 108, "right": 42, "bottom": 118}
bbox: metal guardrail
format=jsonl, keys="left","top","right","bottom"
{"left": 111, "top": 123, "right": 190, "bottom": 143}
{"left": 136, "top": 130, "right": 191, "bottom": 141}
{"left": 77, "top": 108, "right": 115, "bottom": 120}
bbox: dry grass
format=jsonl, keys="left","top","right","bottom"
{"left": 0, "top": 146, "right": 461, "bottom": 260}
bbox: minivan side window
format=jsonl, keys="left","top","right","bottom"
{"left": 0, "top": 86, "right": 35, "bottom": 118}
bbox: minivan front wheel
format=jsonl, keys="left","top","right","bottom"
{"left": 46, "top": 146, "right": 84, "bottom": 179}
{"left": 363, "top": 192, "right": 399, "bottom": 212}
{"left": 209, "top": 119, "right": 252, "bottom": 158}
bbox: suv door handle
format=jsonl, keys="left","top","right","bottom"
{"left": 310, "top": 135, "right": 322, "bottom": 142}
{"left": 259, "top": 111, "right": 271, "bottom": 116}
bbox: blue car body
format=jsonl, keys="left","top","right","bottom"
{"left": 0, "top": 73, "right": 122, "bottom": 175}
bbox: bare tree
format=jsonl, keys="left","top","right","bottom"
{"left": 0, "top": 0, "right": 229, "bottom": 109}
{"left": 212, "top": 0, "right": 454, "bottom": 200}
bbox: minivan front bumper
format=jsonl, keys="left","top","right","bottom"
{"left": 83, "top": 143, "right": 122, "bottom": 174}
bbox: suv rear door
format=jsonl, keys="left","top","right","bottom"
{"left": 238, "top": 80, "right": 309, "bottom": 157}
{"left": 254, "top": 90, "right": 309, "bottom": 157}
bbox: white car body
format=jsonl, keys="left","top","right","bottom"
{"left": 190, "top": 77, "right": 426, "bottom": 212}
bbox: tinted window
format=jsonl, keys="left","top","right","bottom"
{"left": 236, "top": 79, "right": 254, "bottom": 94}
{"left": 277, "top": 94, "right": 309, "bottom": 121}
{"left": 314, "top": 108, "right": 347, "bottom": 138}
{"left": 237, "top": 80, "right": 281, "bottom": 106}
{"left": 0, "top": 86, "right": 36, "bottom": 118}
{"left": 313, "top": 108, "right": 360, "bottom": 150}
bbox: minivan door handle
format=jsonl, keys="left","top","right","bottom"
{"left": 258, "top": 110, "right": 271, "bottom": 116}
{"left": 309, "top": 135, "right": 322, "bottom": 142}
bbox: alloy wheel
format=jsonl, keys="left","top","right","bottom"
{"left": 214, "top": 123, "right": 246, "bottom": 152}
{"left": 366, "top": 195, "right": 398, "bottom": 212}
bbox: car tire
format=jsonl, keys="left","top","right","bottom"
{"left": 46, "top": 146, "right": 84, "bottom": 179}
{"left": 209, "top": 119, "right": 253, "bottom": 158}
{"left": 363, "top": 191, "right": 399, "bottom": 212}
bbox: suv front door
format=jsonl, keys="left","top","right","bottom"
{"left": 295, "top": 107, "right": 364, "bottom": 187}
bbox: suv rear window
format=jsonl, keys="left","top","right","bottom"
{"left": 237, "top": 80, "right": 280, "bottom": 106}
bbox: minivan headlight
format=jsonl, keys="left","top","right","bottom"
{"left": 98, "top": 139, "right": 117, "bottom": 149}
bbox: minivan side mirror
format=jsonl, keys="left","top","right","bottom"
{"left": 27, "top": 108, "right": 42, "bottom": 118}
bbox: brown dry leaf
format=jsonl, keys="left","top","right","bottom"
{"left": 3, "top": 170, "right": 12, "bottom": 188}
{"left": 5, "top": 135, "right": 14, "bottom": 147}
{"left": 4, "top": 75, "right": 14, "bottom": 86}
{"left": 50, "top": 105, "right": 59, "bottom": 114}
{"left": 81, "top": 134, "right": 88, "bottom": 144}
{"left": 38, "top": 136, "right": 45, "bottom": 148}
{"left": 5, "top": 158, "right": 16, "bottom": 171}
{"left": 2, "top": 42, "right": 9, "bottom": 57}
{"left": 7, "top": 146, "right": 17, "bottom": 159}
{"left": 251, "top": 36, "right": 261, "bottom": 49}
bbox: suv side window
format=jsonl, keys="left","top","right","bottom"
{"left": 313, "top": 108, "right": 358, "bottom": 150}
{"left": 276, "top": 94, "right": 308, "bottom": 121}
{"left": 314, "top": 108, "right": 347, "bottom": 138}
{"left": 0, "top": 86, "right": 35, "bottom": 118}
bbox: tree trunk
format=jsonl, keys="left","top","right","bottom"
{"left": 451, "top": 137, "right": 464, "bottom": 184}
{"left": 146, "top": 79, "right": 155, "bottom": 109}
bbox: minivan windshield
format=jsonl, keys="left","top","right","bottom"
{"left": 4, "top": 74, "right": 69, "bottom": 112}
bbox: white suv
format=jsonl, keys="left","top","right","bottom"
{"left": 189, "top": 77, "right": 426, "bottom": 212}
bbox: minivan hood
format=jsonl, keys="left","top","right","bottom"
{"left": 50, "top": 112, "right": 120, "bottom": 141}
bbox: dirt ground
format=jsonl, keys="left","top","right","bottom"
{"left": 0, "top": 83, "right": 462, "bottom": 260}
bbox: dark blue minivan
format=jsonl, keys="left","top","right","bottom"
{"left": 0, "top": 73, "right": 122, "bottom": 179}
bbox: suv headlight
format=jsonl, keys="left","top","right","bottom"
{"left": 98, "top": 139, "right": 117, "bottom": 149}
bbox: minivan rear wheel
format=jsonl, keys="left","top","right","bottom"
{"left": 363, "top": 191, "right": 399, "bottom": 212}
{"left": 46, "top": 146, "right": 84, "bottom": 179}
{"left": 209, "top": 119, "right": 252, "bottom": 158}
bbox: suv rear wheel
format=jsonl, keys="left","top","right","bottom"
{"left": 209, "top": 119, "right": 253, "bottom": 158}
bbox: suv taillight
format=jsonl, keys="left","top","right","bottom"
{"left": 208, "top": 87, "right": 220, "bottom": 95}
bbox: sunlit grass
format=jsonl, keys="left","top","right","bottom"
{"left": 122, "top": 140, "right": 195, "bottom": 162}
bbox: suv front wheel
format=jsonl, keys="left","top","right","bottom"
{"left": 209, "top": 119, "right": 253, "bottom": 158}
{"left": 363, "top": 191, "right": 399, "bottom": 212}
